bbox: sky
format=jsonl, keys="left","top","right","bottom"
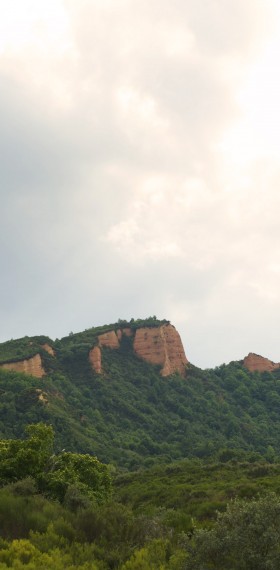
{"left": 1, "top": 0, "right": 280, "bottom": 368}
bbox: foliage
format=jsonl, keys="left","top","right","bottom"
{"left": 118, "top": 316, "right": 170, "bottom": 330}
{"left": 185, "top": 492, "right": 280, "bottom": 569}
{"left": 4, "top": 323, "right": 280, "bottom": 566}
{"left": 120, "top": 539, "right": 171, "bottom": 569}
{"left": 0, "top": 424, "right": 111, "bottom": 505}
{"left": 0, "top": 423, "right": 54, "bottom": 483}
{"left": 0, "top": 336, "right": 53, "bottom": 364}
{"left": 1, "top": 322, "right": 280, "bottom": 469}
{"left": 0, "top": 448, "right": 279, "bottom": 568}
{"left": 115, "top": 457, "right": 280, "bottom": 523}
{"left": 42, "top": 451, "right": 112, "bottom": 503}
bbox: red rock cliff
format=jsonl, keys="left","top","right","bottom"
{"left": 89, "top": 330, "right": 120, "bottom": 373}
{"left": 89, "top": 323, "right": 188, "bottom": 376}
{"left": 0, "top": 353, "right": 46, "bottom": 378}
{"left": 41, "top": 343, "right": 55, "bottom": 357}
{"left": 133, "top": 324, "right": 188, "bottom": 377}
{"left": 98, "top": 331, "right": 120, "bottom": 349}
{"left": 243, "top": 353, "right": 280, "bottom": 373}
{"left": 89, "top": 346, "right": 102, "bottom": 374}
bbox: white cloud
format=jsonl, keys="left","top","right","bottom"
{"left": 0, "top": 0, "right": 280, "bottom": 367}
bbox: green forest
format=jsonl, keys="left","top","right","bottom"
{"left": 0, "top": 319, "right": 280, "bottom": 567}
{"left": 0, "top": 424, "right": 280, "bottom": 568}
{"left": 0, "top": 320, "right": 280, "bottom": 468}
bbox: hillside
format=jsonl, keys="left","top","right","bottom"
{"left": 115, "top": 457, "right": 280, "bottom": 521}
{"left": 0, "top": 318, "right": 280, "bottom": 468}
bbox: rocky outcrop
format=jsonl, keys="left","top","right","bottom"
{"left": 133, "top": 324, "right": 188, "bottom": 377}
{"left": 41, "top": 343, "right": 55, "bottom": 357}
{"left": 89, "top": 324, "right": 188, "bottom": 377}
{"left": 89, "top": 346, "right": 102, "bottom": 374}
{"left": 98, "top": 331, "right": 120, "bottom": 349}
{"left": 90, "top": 331, "right": 120, "bottom": 373}
{"left": 243, "top": 353, "right": 280, "bottom": 373}
{"left": 0, "top": 353, "right": 46, "bottom": 378}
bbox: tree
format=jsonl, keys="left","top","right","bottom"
{"left": 0, "top": 424, "right": 112, "bottom": 506}
{"left": 0, "top": 424, "right": 54, "bottom": 483}
{"left": 185, "top": 493, "right": 280, "bottom": 570}
{"left": 120, "top": 539, "right": 169, "bottom": 570}
{"left": 43, "top": 451, "right": 112, "bottom": 504}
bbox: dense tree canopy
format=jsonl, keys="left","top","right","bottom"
{"left": 0, "top": 425, "right": 280, "bottom": 568}
{"left": 0, "top": 424, "right": 112, "bottom": 505}
{"left": 186, "top": 493, "right": 280, "bottom": 570}
{"left": 2, "top": 326, "right": 280, "bottom": 567}
{"left": 1, "top": 323, "right": 280, "bottom": 469}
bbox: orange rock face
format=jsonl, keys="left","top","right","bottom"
{"left": 133, "top": 324, "right": 188, "bottom": 377}
{"left": 89, "top": 346, "right": 102, "bottom": 374}
{"left": 41, "top": 343, "right": 55, "bottom": 357}
{"left": 98, "top": 331, "right": 120, "bottom": 349}
{"left": 243, "top": 353, "right": 280, "bottom": 373}
{"left": 89, "top": 324, "right": 187, "bottom": 377}
{"left": 89, "top": 331, "right": 120, "bottom": 373}
{"left": 0, "top": 353, "right": 45, "bottom": 378}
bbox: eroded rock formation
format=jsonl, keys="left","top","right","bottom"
{"left": 133, "top": 324, "right": 188, "bottom": 376}
{"left": 90, "top": 332, "right": 120, "bottom": 373}
{"left": 89, "top": 324, "right": 188, "bottom": 376}
{"left": 243, "top": 353, "right": 280, "bottom": 373}
{"left": 0, "top": 353, "right": 46, "bottom": 378}
{"left": 89, "top": 346, "right": 102, "bottom": 374}
{"left": 98, "top": 331, "right": 120, "bottom": 349}
{"left": 41, "top": 343, "right": 55, "bottom": 357}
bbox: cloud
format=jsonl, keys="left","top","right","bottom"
{"left": 0, "top": 0, "right": 279, "bottom": 367}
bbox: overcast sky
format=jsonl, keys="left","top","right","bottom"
{"left": 1, "top": 0, "right": 280, "bottom": 368}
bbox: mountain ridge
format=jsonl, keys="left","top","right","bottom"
{"left": 0, "top": 318, "right": 188, "bottom": 378}
{"left": 0, "top": 318, "right": 279, "bottom": 468}
{"left": 0, "top": 317, "right": 280, "bottom": 470}
{"left": 0, "top": 318, "right": 278, "bottom": 375}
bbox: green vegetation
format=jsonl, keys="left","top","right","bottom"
{"left": 115, "top": 457, "right": 280, "bottom": 522}
{"left": 185, "top": 493, "right": 280, "bottom": 569}
{"left": 1, "top": 323, "right": 280, "bottom": 469}
{"left": 3, "top": 320, "right": 280, "bottom": 566}
{"left": 0, "top": 424, "right": 111, "bottom": 505}
{"left": 1, "top": 421, "right": 280, "bottom": 567}
{"left": 0, "top": 336, "right": 53, "bottom": 364}
{"left": 117, "top": 316, "right": 170, "bottom": 330}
